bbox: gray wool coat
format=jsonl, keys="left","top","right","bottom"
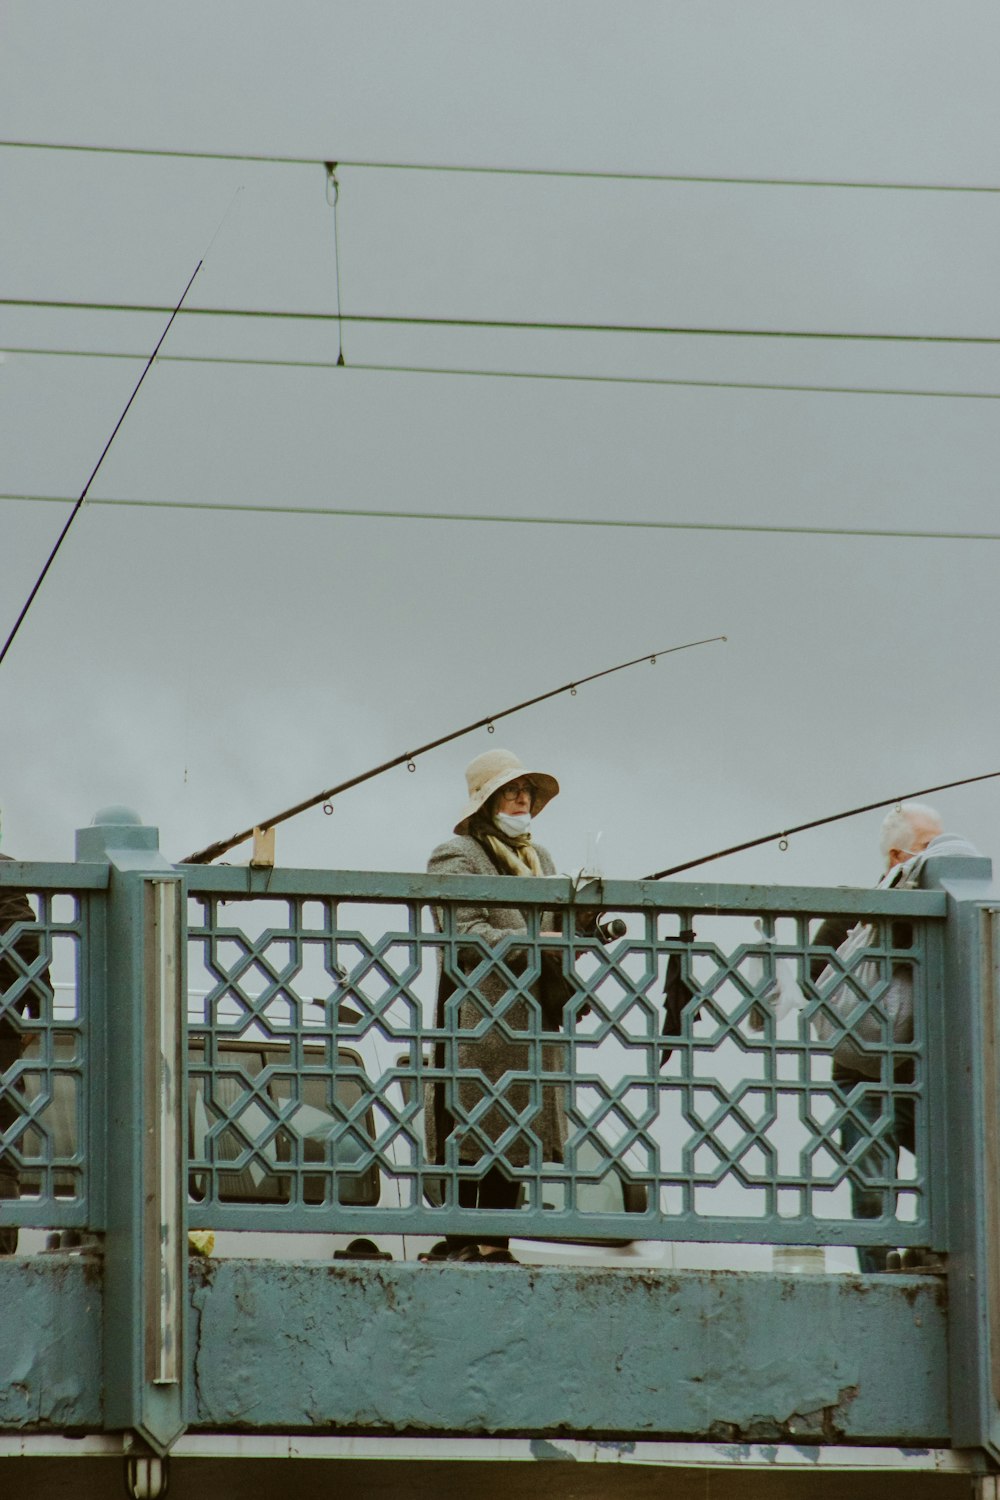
{"left": 426, "top": 833, "right": 570, "bottom": 1170}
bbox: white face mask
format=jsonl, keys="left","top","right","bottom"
{"left": 494, "top": 811, "right": 532, "bottom": 837}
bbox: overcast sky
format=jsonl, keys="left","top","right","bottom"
{"left": 2, "top": 1, "right": 999, "bottom": 891}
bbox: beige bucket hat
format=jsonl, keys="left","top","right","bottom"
{"left": 454, "top": 748, "right": 559, "bottom": 835}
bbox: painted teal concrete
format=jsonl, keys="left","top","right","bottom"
{"left": 189, "top": 1266, "right": 953, "bottom": 1440}
{"left": 0, "top": 1258, "right": 104, "bottom": 1428}
{"left": 0, "top": 1258, "right": 949, "bottom": 1441}
{"left": 73, "top": 814, "right": 188, "bottom": 1454}
{"left": 186, "top": 1261, "right": 948, "bottom": 1441}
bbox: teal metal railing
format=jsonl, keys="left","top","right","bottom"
{"left": 0, "top": 865, "right": 106, "bottom": 1232}
{"left": 0, "top": 847, "right": 952, "bottom": 1251}
{"left": 4, "top": 810, "right": 1000, "bottom": 1460}
{"left": 181, "top": 867, "right": 948, "bottom": 1249}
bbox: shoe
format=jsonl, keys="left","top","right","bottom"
{"left": 901, "top": 1247, "right": 947, "bottom": 1274}
{"left": 444, "top": 1244, "right": 518, "bottom": 1264}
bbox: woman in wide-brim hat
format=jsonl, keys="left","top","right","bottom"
{"left": 426, "top": 749, "right": 572, "bottom": 1263}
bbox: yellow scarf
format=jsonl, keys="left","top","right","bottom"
{"left": 471, "top": 815, "right": 543, "bottom": 878}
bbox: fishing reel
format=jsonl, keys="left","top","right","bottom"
{"left": 595, "top": 915, "right": 627, "bottom": 944}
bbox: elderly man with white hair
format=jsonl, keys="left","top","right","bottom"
{"left": 878, "top": 802, "right": 944, "bottom": 871}
{"left": 811, "top": 801, "right": 944, "bottom": 1273}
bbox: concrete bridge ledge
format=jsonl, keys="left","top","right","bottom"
{"left": 0, "top": 1257, "right": 950, "bottom": 1445}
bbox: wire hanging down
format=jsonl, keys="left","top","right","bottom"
{"left": 182, "top": 635, "right": 727, "bottom": 865}
{"left": 324, "top": 162, "right": 345, "bottom": 366}
{"left": 646, "top": 769, "right": 1000, "bottom": 880}
{"left": 0, "top": 261, "right": 204, "bottom": 671}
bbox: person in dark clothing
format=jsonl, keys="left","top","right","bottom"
{"left": 426, "top": 749, "right": 571, "bottom": 1263}
{"left": 0, "top": 847, "right": 47, "bottom": 1255}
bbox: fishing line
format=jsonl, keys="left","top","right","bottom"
{"left": 647, "top": 768, "right": 1000, "bottom": 880}
{"left": 0, "top": 189, "right": 242, "bottom": 671}
{"left": 182, "top": 635, "right": 727, "bottom": 865}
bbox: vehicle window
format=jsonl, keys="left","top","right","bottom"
{"left": 188, "top": 1040, "right": 380, "bottom": 1207}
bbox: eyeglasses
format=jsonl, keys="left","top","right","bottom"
{"left": 498, "top": 780, "right": 534, "bottom": 801}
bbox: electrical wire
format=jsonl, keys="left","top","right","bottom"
{"left": 2, "top": 138, "right": 999, "bottom": 194}
{"left": 5, "top": 493, "right": 1000, "bottom": 545}
{"left": 3, "top": 346, "right": 998, "bottom": 402}
{"left": 2, "top": 297, "right": 997, "bottom": 345}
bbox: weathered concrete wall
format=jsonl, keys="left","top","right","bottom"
{"left": 187, "top": 1260, "right": 949, "bottom": 1442}
{"left": 0, "top": 1258, "right": 950, "bottom": 1444}
{"left": 0, "top": 1257, "right": 104, "bottom": 1428}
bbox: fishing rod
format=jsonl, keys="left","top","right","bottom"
{"left": 646, "top": 768, "right": 1000, "bottom": 880}
{"left": 183, "top": 634, "right": 727, "bottom": 865}
{"left": 1, "top": 190, "right": 242, "bottom": 672}
{"left": 0, "top": 261, "right": 204, "bottom": 670}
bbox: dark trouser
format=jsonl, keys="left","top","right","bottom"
{"left": 445, "top": 1166, "right": 520, "bottom": 1251}
{"left": 836, "top": 1065, "right": 915, "bottom": 1273}
{"left": 0, "top": 1023, "right": 23, "bottom": 1255}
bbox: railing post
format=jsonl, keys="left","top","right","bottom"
{"left": 76, "top": 807, "right": 186, "bottom": 1458}
{"left": 922, "top": 850, "right": 1000, "bottom": 1459}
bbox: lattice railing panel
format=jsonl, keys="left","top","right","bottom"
{"left": 0, "top": 885, "right": 89, "bottom": 1226}
{"left": 183, "top": 877, "right": 944, "bottom": 1245}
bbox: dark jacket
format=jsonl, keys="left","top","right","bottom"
{"left": 0, "top": 852, "right": 43, "bottom": 1025}
{"left": 426, "top": 832, "right": 570, "bottom": 1168}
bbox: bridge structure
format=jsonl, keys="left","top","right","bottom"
{"left": 3, "top": 808, "right": 1000, "bottom": 1498}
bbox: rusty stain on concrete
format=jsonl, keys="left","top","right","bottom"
{"left": 707, "top": 1385, "right": 860, "bottom": 1445}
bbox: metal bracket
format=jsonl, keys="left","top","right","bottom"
{"left": 251, "top": 826, "right": 275, "bottom": 868}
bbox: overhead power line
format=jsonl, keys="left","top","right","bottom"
{"left": 1, "top": 137, "right": 998, "bottom": 194}
{"left": 3, "top": 346, "right": 998, "bottom": 403}
{"left": 2, "top": 297, "right": 997, "bottom": 346}
{"left": 5, "top": 493, "right": 1000, "bottom": 545}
